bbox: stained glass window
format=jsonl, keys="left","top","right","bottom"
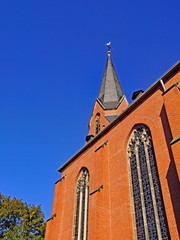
{"left": 127, "top": 125, "right": 170, "bottom": 240}
{"left": 73, "top": 168, "right": 89, "bottom": 240}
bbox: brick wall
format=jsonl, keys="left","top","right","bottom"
{"left": 45, "top": 68, "right": 180, "bottom": 240}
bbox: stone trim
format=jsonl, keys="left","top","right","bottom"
{"left": 170, "top": 135, "right": 180, "bottom": 145}
{"left": 46, "top": 213, "right": 56, "bottom": 222}
{"left": 55, "top": 175, "right": 66, "bottom": 184}
{"left": 94, "top": 141, "right": 108, "bottom": 152}
{"left": 162, "top": 81, "right": 180, "bottom": 96}
{"left": 89, "top": 185, "right": 103, "bottom": 195}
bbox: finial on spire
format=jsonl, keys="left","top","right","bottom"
{"left": 105, "top": 41, "right": 112, "bottom": 55}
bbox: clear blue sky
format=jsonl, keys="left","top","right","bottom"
{"left": 0, "top": 0, "right": 179, "bottom": 220}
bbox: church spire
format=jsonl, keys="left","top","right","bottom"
{"left": 97, "top": 51, "right": 124, "bottom": 109}
{"left": 87, "top": 46, "right": 128, "bottom": 137}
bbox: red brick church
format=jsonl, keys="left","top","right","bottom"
{"left": 45, "top": 50, "right": 180, "bottom": 240}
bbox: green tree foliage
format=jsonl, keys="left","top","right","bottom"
{"left": 0, "top": 194, "right": 45, "bottom": 240}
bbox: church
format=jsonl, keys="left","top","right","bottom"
{"left": 45, "top": 49, "right": 180, "bottom": 240}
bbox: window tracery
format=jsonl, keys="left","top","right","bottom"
{"left": 73, "top": 168, "right": 89, "bottom": 240}
{"left": 127, "top": 125, "right": 170, "bottom": 240}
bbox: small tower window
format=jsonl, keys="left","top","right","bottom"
{"left": 95, "top": 113, "right": 100, "bottom": 135}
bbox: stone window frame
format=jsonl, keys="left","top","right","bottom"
{"left": 127, "top": 124, "right": 170, "bottom": 240}
{"left": 72, "top": 168, "right": 89, "bottom": 240}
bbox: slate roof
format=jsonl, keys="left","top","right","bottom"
{"left": 97, "top": 54, "right": 124, "bottom": 109}
{"left": 105, "top": 115, "right": 117, "bottom": 122}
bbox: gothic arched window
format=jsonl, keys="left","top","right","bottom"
{"left": 127, "top": 125, "right": 170, "bottom": 240}
{"left": 73, "top": 168, "right": 89, "bottom": 240}
{"left": 95, "top": 113, "right": 100, "bottom": 135}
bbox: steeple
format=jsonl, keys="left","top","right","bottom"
{"left": 87, "top": 47, "right": 128, "bottom": 137}
{"left": 97, "top": 52, "right": 124, "bottom": 109}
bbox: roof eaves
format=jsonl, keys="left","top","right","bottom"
{"left": 161, "top": 61, "right": 180, "bottom": 81}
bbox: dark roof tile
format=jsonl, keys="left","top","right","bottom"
{"left": 97, "top": 55, "right": 124, "bottom": 109}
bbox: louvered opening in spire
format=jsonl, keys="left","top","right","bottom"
{"left": 97, "top": 55, "right": 124, "bottom": 109}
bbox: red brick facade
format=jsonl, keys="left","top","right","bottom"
{"left": 45, "top": 60, "right": 180, "bottom": 240}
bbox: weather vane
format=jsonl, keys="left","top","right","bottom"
{"left": 105, "top": 41, "right": 112, "bottom": 55}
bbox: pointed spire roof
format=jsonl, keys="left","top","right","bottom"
{"left": 97, "top": 53, "right": 124, "bottom": 109}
